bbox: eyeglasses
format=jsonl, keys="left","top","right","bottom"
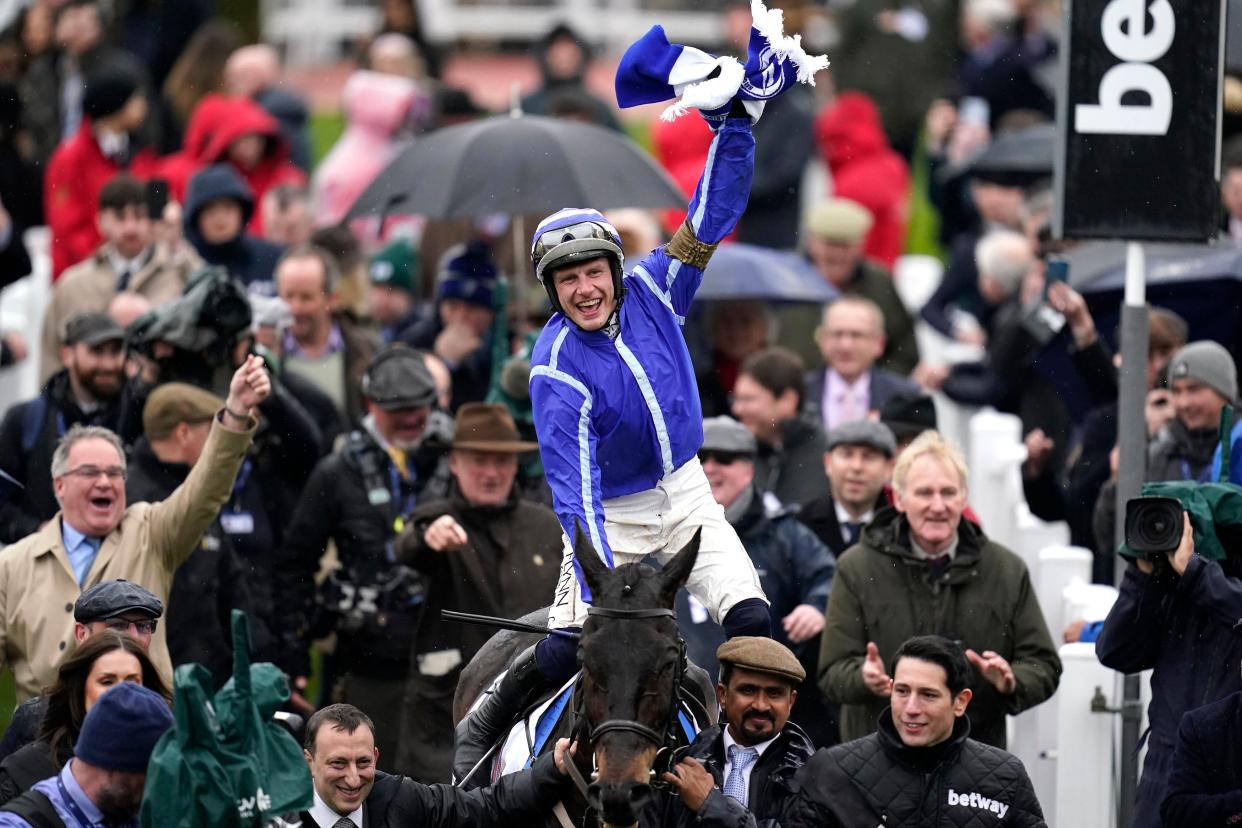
{"left": 62, "top": 465, "right": 126, "bottom": 482}
{"left": 102, "top": 617, "right": 158, "bottom": 635}
{"left": 698, "top": 450, "right": 750, "bottom": 466}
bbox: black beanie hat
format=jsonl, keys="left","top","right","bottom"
{"left": 83, "top": 63, "right": 141, "bottom": 121}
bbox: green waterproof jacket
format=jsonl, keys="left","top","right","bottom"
{"left": 819, "top": 507, "right": 1062, "bottom": 748}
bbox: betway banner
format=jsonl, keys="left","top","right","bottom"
{"left": 1054, "top": 0, "right": 1225, "bottom": 240}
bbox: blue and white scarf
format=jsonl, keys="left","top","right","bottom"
{"left": 614, "top": 0, "right": 829, "bottom": 123}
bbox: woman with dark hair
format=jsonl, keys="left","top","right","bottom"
{"left": 0, "top": 632, "right": 171, "bottom": 804}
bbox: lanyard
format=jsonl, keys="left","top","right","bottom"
{"left": 229, "top": 457, "right": 254, "bottom": 510}
{"left": 1179, "top": 458, "right": 1212, "bottom": 484}
{"left": 57, "top": 773, "right": 99, "bottom": 828}
{"left": 387, "top": 462, "right": 416, "bottom": 532}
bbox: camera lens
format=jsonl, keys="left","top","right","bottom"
{"left": 1125, "top": 496, "right": 1184, "bottom": 555}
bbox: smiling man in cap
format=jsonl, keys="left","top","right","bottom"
{"left": 0, "top": 311, "right": 138, "bottom": 545}
{"left": 650, "top": 636, "right": 814, "bottom": 826}
{"left": 798, "top": 420, "right": 896, "bottom": 557}
{"left": 396, "top": 403, "right": 562, "bottom": 781}
{"left": 278, "top": 344, "right": 451, "bottom": 768}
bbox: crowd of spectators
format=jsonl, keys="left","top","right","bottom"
{"left": 0, "top": 0, "right": 1240, "bottom": 823}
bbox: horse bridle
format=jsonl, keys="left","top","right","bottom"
{"left": 563, "top": 605, "right": 688, "bottom": 801}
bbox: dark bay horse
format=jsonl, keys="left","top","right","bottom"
{"left": 453, "top": 530, "right": 715, "bottom": 828}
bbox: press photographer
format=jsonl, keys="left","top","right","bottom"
{"left": 275, "top": 345, "right": 452, "bottom": 769}
{"left": 1096, "top": 478, "right": 1242, "bottom": 828}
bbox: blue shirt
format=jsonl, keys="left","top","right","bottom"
{"left": 0, "top": 761, "right": 122, "bottom": 828}
{"left": 530, "top": 118, "right": 755, "bottom": 575}
{"left": 60, "top": 520, "right": 101, "bottom": 586}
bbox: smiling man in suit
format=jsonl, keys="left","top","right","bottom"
{"left": 805, "top": 296, "right": 919, "bottom": 434}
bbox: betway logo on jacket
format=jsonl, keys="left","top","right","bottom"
{"left": 947, "top": 789, "right": 1009, "bottom": 819}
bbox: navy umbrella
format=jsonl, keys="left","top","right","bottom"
{"left": 693, "top": 243, "right": 839, "bottom": 303}
{"left": 345, "top": 114, "right": 685, "bottom": 221}
{"left": 1067, "top": 241, "right": 1242, "bottom": 358}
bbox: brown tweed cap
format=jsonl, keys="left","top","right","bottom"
{"left": 716, "top": 636, "right": 806, "bottom": 683}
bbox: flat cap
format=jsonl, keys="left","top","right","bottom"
{"left": 805, "top": 198, "right": 873, "bottom": 244}
{"left": 64, "top": 312, "right": 124, "bottom": 347}
{"left": 826, "top": 420, "right": 897, "bottom": 457}
{"left": 143, "top": 382, "right": 224, "bottom": 441}
{"left": 362, "top": 345, "right": 437, "bottom": 410}
{"left": 74, "top": 579, "right": 164, "bottom": 623}
{"left": 717, "top": 636, "right": 805, "bottom": 684}
{"left": 701, "top": 416, "right": 756, "bottom": 456}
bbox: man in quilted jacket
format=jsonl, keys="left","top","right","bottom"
{"left": 785, "top": 635, "right": 1045, "bottom": 827}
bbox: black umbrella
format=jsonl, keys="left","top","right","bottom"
{"left": 937, "top": 123, "right": 1055, "bottom": 188}
{"left": 345, "top": 114, "right": 685, "bottom": 221}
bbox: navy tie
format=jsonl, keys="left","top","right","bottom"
{"left": 844, "top": 521, "right": 864, "bottom": 546}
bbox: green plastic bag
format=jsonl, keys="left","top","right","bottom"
{"left": 141, "top": 611, "right": 313, "bottom": 826}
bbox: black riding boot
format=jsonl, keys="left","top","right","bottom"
{"left": 453, "top": 644, "right": 548, "bottom": 785}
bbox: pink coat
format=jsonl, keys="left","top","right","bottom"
{"left": 313, "top": 71, "right": 421, "bottom": 227}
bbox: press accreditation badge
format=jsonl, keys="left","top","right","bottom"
{"left": 221, "top": 512, "right": 255, "bottom": 535}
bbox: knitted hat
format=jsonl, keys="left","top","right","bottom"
{"left": 369, "top": 239, "right": 417, "bottom": 294}
{"left": 1169, "top": 341, "right": 1238, "bottom": 402}
{"left": 436, "top": 242, "right": 498, "bottom": 309}
{"left": 75, "top": 682, "right": 173, "bottom": 772}
{"left": 83, "top": 63, "right": 142, "bottom": 121}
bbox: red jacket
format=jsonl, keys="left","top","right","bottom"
{"left": 160, "top": 94, "right": 304, "bottom": 235}
{"left": 814, "top": 93, "right": 910, "bottom": 269}
{"left": 44, "top": 122, "right": 160, "bottom": 279}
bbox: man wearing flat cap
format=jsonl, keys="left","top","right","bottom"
{"left": 277, "top": 345, "right": 453, "bottom": 768}
{"left": 0, "top": 579, "right": 163, "bottom": 761}
{"left": 0, "top": 312, "right": 142, "bottom": 545}
{"left": 780, "top": 198, "right": 919, "bottom": 375}
{"left": 395, "top": 402, "right": 562, "bottom": 782}
{"left": 648, "top": 636, "right": 814, "bottom": 827}
{"left": 798, "top": 420, "right": 896, "bottom": 557}
{"left": 126, "top": 382, "right": 269, "bottom": 685}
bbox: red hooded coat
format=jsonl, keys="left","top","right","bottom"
{"left": 160, "top": 94, "right": 304, "bottom": 235}
{"left": 45, "top": 122, "right": 161, "bottom": 279}
{"left": 814, "top": 92, "right": 910, "bottom": 268}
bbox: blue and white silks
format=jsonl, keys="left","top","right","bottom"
{"left": 614, "top": 0, "right": 829, "bottom": 123}
{"left": 529, "top": 119, "right": 754, "bottom": 596}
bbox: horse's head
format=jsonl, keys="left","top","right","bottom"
{"left": 573, "top": 526, "right": 699, "bottom": 828}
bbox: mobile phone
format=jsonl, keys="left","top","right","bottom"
{"left": 146, "top": 178, "right": 169, "bottom": 219}
{"left": 1043, "top": 258, "right": 1069, "bottom": 300}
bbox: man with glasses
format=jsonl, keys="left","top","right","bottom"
{"left": 455, "top": 99, "right": 773, "bottom": 773}
{"left": 0, "top": 355, "right": 269, "bottom": 701}
{"left": 0, "top": 580, "right": 163, "bottom": 761}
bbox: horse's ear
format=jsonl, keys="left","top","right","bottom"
{"left": 572, "top": 519, "right": 609, "bottom": 598}
{"left": 659, "top": 528, "right": 701, "bottom": 605}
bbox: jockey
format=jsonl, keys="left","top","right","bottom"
{"left": 454, "top": 98, "right": 773, "bottom": 780}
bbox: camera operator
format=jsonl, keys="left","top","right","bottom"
{"left": 276, "top": 345, "right": 452, "bottom": 768}
{"left": 127, "top": 268, "right": 329, "bottom": 637}
{"left": 1096, "top": 509, "right": 1242, "bottom": 828}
